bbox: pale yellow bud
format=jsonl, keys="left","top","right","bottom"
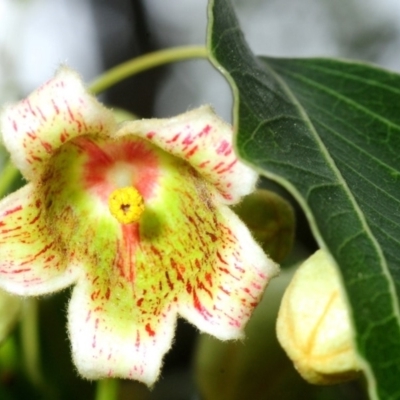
{"left": 276, "top": 250, "right": 362, "bottom": 385}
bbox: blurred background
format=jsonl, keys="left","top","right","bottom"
{"left": 1, "top": 0, "right": 400, "bottom": 399}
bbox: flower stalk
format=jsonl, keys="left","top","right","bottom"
{"left": 20, "top": 298, "right": 44, "bottom": 388}
{"left": 89, "top": 45, "right": 208, "bottom": 95}
{"left": 95, "top": 379, "right": 119, "bottom": 400}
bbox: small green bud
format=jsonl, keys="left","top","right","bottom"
{"left": 232, "top": 189, "right": 295, "bottom": 263}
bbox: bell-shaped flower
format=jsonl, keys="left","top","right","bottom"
{"left": 0, "top": 67, "right": 278, "bottom": 386}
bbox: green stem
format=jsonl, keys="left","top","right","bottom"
{"left": 20, "top": 298, "right": 43, "bottom": 388}
{"left": 95, "top": 379, "right": 119, "bottom": 400}
{"left": 89, "top": 45, "right": 208, "bottom": 95}
{"left": 0, "top": 159, "right": 19, "bottom": 197}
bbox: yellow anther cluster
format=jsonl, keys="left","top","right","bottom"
{"left": 108, "top": 187, "right": 145, "bottom": 224}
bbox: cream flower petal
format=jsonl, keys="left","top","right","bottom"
{"left": 116, "top": 106, "right": 257, "bottom": 204}
{"left": 68, "top": 278, "right": 177, "bottom": 386}
{"left": 178, "top": 206, "right": 278, "bottom": 340}
{"left": 1, "top": 67, "right": 116, "bottom": 181}
{"left": 0, "top": 184, "right": 77, "bottom": 295}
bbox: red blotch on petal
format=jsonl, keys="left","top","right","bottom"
{"left": 145, "top": 323, "right": 155, "bottom": 337}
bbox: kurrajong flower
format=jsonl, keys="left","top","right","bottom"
{"left": 0, "top": 67, "right": 278, "bottom": 385}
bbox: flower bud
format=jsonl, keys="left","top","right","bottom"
{"left": 232, "top": 189, "right": 295, "bottom": 262}
{"left": 276, "top": 250, "right": 361, "bottom": 384}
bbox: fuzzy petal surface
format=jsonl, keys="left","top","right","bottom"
{"left": 1, "top": 67, "right": 116, "bottom": 181}
{"left": 178, "top": 205, "right": 278, "bottom": 340}
{"left": 0, "top": 184, "right": 77, "bottom": 295}
{"left": 68, "top": 274, "right": 177, "bottom": 385}
{"left": 117, "top": 106, "right": 258, "bottom": 204}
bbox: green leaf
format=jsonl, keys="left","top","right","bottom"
{"left": 207, "top": 0, "right": 400, "bottom": 399}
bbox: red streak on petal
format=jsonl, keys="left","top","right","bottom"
{"left": 51, "top": 99, "right": 60, "bottom": 114}
{"left": 91, "top": 290, "right": 100, "bottom": 301}
{"left": 1, "top": 226, "right": 21, "bottom": 234}
{"left": 145, "top": 323, "right": 155, "bottom": 337}
{"left": 217, "top": 159, "right": 237, "bottom": 174}
{"left": 186, "top": 145, "right": 198, "bottom": 157}
{"left": 216, "top": 139, "right": 231, "bottom": 155}
{"left": 193, "top": 289, "right": 212, "bottom": 320}
{"left": 105, "top": 287, "right": 111, "bottom": 300}
{"left": 165, "top": 271, "right": 174, "bottom": 291}
{"left": 12, "top": 268, "right": 31, "bottom": 274}
{"left": 29, "top": 211, "right": 41, "bottom": 225}
{"left": 186, "top": 282, "right": 192, "bottom": 294}
{"left": 219, "top": 286, "right": 231, "bottom": 295}
{"left": 146, "top": 131, "right": 156, "bottom": 139}
{"left": 206, "top": 232, "right": 217, "bottom": 242}
{"left": 167, "top": 132, "right": 181, "bottom": 143}
{"left": 45, "top": 255, "right": 55, "bottom": 263}
{"left": 12, "top": 120, "right": 18, "bottom": 131}
{"left": 197, "top": 279, "right": 213, "bottom": 298}
{"left": 60, "top": 130, "right": 69, "bottom": 143}
{"left": 205, "top": 273, "right": 213, "bottom": 286}
{"left": 3, "top": 205, "right": 22, "bottom": 216}
{"left": 216, "top": 251, "right": 228, "bottom": 265}
{"left": 199, "top": 124, "right": 211, "bottom": 136}
{"left": 66, "top": 105, "right": 75, "bottom": 122}
{"left": 199, "top": 160, "right": 209, "bottom": 168}
{"left": 85, "top": 311, "right": 91, "bottom": 322}
{"left": 212, "top": 162, "right": 224, "bottom": 171}
{"left": 40, "top": 140, "right": 53, "bottom": 153}
{"left": 151, "top": 245, "right": 162, "bottom": 259}
{"left": 36, "top": 106, "right": 47, "bottom": 121}
{"left": 20, "top": 242, "right": 54, "bottom": 266}
{"left": 182, "top": 134, "right": 194, "bottom": 146}
{"left": 171, "top": 259, "right": 184, "bottom": 282}
{"left": 116, "top": 224, "right": 139, "bottom": 282}
{"left": 219, "top": 267, "right": 230, "bottom": 275}
{"left": 136, "top": 298, "right": 144, "bottom": 307}
{"left": 26, "top": 99, "right": 36, "bottom": 116}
